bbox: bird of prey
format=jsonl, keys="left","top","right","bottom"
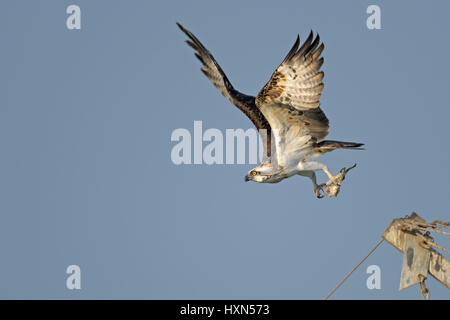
{"left": 177, "top": 23, "right": 363, "bottom": 198}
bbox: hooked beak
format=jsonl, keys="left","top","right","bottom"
{"left": 244, "top": 175, "right": 250, "bottom": 182}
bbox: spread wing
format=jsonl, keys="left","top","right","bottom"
{"left": 177, "top": 23, "right": 272, "bottom": 159}
{"left": 255, "top": 32, "right": 329, "bottom": 167}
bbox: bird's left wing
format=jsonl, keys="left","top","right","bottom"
{"left": 177, "top": 23, "right": 273, "bottom": 159}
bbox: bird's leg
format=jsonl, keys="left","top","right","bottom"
{"left": 298, "top": 161, "right": 334, "bottom": 181}
{"left": 298, "top": 170, "right": 324, "bottom": 198}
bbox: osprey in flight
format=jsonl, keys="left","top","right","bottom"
{"left": 177, "top": 23, "right": 363, "bottom": 198}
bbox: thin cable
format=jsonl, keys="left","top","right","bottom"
{"left": 324, "top": 238, "right": 384, "bottom": 300}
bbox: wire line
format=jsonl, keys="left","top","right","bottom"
{"left": 324, "top": 238, "right": 385, "bottom": 300}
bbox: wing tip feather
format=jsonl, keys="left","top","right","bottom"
{"left": 283, "top": 35, "right": 300, "bottom": 62}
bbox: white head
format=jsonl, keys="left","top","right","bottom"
{"left": 244, "top": 163, "right": 283, "bottom": 183}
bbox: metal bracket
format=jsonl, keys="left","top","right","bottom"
{"left": 399, "top": 232, "right": 431, "bottom": 290}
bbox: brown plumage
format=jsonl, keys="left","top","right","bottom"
{"left": 176, "top": 23, "right": 272, "bottom": 159}
{"left": 177, "top": 23, "right": 363, "bottom": 194}
{"left": 315, "top": 141, "right": 365, "bottom": 154}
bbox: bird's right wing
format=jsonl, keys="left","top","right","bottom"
{"left": 177, "top": 23, "right": 273, "bottom": 159}
{"left": 255, "top": 32, "right": 329, "bottom": 167}
{"left": 256, "top": 32, "right": 326, "bottom": 112}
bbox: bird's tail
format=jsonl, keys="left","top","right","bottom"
{"left": 315, "top": 140, "right": 365, "bottom": 154}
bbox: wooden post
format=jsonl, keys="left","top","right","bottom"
{"left": 382, "top": 213, "right": 450, "bottom": 290}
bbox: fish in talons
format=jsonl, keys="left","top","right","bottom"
{"left": 317, "top": 163, "right": 357, "bottom": 198}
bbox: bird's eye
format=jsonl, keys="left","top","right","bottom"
{"left": 252, "top": 171, "right": 257, "bottom": 176}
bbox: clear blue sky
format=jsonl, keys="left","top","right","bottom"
{"left": 1, "top": 0, "right": 449, "bottom": 299}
